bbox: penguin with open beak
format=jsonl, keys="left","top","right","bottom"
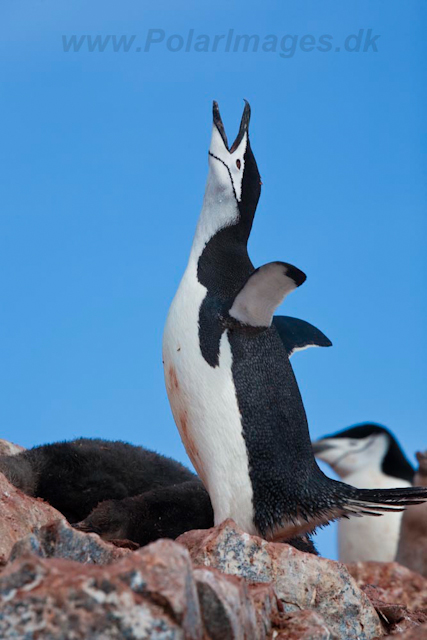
{"left": 162, "top": 102, "right": 427, "bottom": 542}
{"left": 313, "top": 423, "right": 415, "bottom": 561}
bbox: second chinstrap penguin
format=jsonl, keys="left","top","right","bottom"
{"left": 163, "top": 101, "right": 427, "bottom": 541}
{"left": 312, "top": 423, "right": 415, "bottom": 562}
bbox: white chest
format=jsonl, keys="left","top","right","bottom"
{"left": 162, "top": 263, "right": 256, "bottom": 533}
{"left": 338, "top": 470, "right": 409, "bottom": 563}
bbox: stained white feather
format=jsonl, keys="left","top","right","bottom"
{"left": 163, "top": 263, "right": 256, "bottom": 533}
{"left": 163, "top": 117, "right": 256, "bottom": 534}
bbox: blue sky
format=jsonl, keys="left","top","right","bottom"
{"left": 1, "top": 0, "right": 425, "bottom": 559}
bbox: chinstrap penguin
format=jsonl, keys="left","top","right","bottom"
{"left": 313, "top": 423, "right": 415, "bottom": 562}
{"left": 162, "top": 102, "right": 427, "bottom": 541}
{"left": 396, "top": 450, "right": 427, "bottom": 577}
{"left": 0, "top": 437, "right": 318, "bottom": 552}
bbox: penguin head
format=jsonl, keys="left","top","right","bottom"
{"left": 209, "top": 101, "right": 260, "bottom": 213}
{"left": 194, "top": 101, "right": 261, "bottom": 250}
{"left": 312, "top": 423, "right": 414, "bottom": 482}
{"left": 73, "top": 499, "right": 128, "bottom": 541}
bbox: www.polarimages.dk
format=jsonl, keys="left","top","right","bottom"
{"left": 62, "top": 29, "right": 380, "bottom": 58}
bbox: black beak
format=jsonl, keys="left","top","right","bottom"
{"left": 72, "top": 521, "right": 100, "bottom": 535}
{"left": 212, "top": 100, "right": 251, "bottom": 152}
{"left": 213, "top": 101, "right": 229, "bottom": 149}
{"left": 312, "top": 441, "right": 335, "bottom": 455}
{"left": 230, "top": 100, "right": 250, "bottom": 152}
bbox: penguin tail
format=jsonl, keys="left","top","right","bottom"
{"left": 339, "top": 485, "right": 427, "bottom": 518}
{"left": 259, "top": 481, "right": 427, "bottom": 539}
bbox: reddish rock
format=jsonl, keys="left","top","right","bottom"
{"left": 387, "top": 623, "right": 427, "bottom": 639}
{"left": 177, "top": 519, "right": 382, "bottom": 640}
{"left": 0, "top": 435, "right": 422, "bottom": 639}
{"left": 0, "top": 539, "right": 202, "bottom": 639}
{"left": 193, "top": 566, "right": 259, "bottom": 638}
{"left": 0, "top": 471, "right": 64, "bottom": 566}
{"left": 134, "top": 539, "right": 202, "bottom": 636}
{"left": 273, "top": 610, "right": 331, "bottom": 639}
{"left": 193, "top": 567, "right": 281, "bottom": 639}
{"left": 248, "top": 581, "right": 280, "bottom": 638}
{"left": 10, "top": 519, "right": 131, "bottom": 565}
{"left": 362, "top": 585, "right": 427, "bottom": 636}
{"left": 347, "top": 561, "right": 427, "bottom": 610}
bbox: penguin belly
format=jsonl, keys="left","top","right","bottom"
{"left": 338, "top": 470, "right": 409, "bottom": 563}
{"left": 162, "top": 264, "right": 256, "bottom": 534}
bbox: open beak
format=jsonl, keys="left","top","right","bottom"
{"left": 212, "top": 100, "right": 251, "bottom": 153}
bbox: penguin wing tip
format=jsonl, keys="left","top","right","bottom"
{"left": 282, "top": 262, "right": 306, "bottom": 288}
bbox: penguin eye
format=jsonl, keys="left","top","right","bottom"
{"left": 236, "top": 159, "right": 241, "bottom": 170}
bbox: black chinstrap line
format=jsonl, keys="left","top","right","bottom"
{"left": 208, "top": 151, "right": 239, "bottom": 202}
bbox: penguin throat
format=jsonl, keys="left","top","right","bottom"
{"left": 197, "top": 222, "right": 254, "bottom": 300}
{"left": 196, "top": 220, "right": 255, "bottom": 369}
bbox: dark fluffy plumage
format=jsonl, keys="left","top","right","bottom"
{"left": 74, "top": 480, "right": 215, "bottom": 546}
{"left": 0, "top": 438, "right": 194, "bottom": 522}
{"left": 0, "top": 438, "right": 318, "bottom": 553}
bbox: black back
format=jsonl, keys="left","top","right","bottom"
{"left": 228, "top": 326, "right": 327, "bottom": 535}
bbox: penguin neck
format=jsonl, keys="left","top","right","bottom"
{"left": 188, "top": 176, "right": 255, "bottom": 298}
{"left": 194, "top": 221, "right": 254, "bottom": 299}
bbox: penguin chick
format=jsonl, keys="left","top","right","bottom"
{"left": 0, "top": 438, "right": 195, "bottom": 523}
{"left": 73, "top": 480, "right": 214, "bottom": 546}
{"left": 396, "top": 451, "right": 427, "bottom": 577}
{"left": 312, "top": 423, "right": 414, "bottom": 562}
{"left": 163, "top": 102, "right": 427, "bottom": 543}
{"left": 74, "top": 478, "right": 318, "bottom": 554}
{"left": 0, "top": 437, "right": 319, "bottom": 553}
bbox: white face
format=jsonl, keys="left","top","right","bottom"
{"left": 313, "top": 433, "right": 390, "bottom": 478}
{"left": 208, "top": 124, "right": 248, "bottom": 202}
{"left": 190, "top": 124, "right": 249, "bottom": 262}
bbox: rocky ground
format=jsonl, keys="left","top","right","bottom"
{"left": 0, "top": 439, "right": 426, "bottom": 639}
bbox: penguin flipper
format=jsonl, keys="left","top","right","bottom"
{"left": 229, "top": 262, "right": 306, "bottom": 328}
{"left": 272, "top": 315, "right": 332, "bottom": 357}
